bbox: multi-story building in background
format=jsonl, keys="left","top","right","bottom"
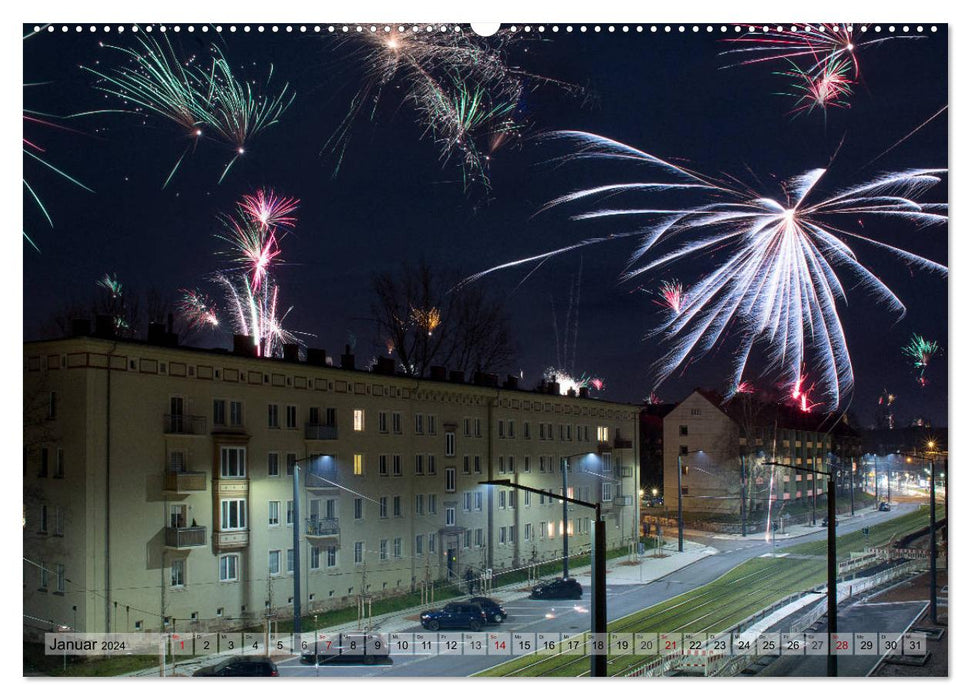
{"left": 23, "top": 325, "right": 639, "bottom": 638}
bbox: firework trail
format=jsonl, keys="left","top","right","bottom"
{"left": 789, "top": 374, "right": 821, "bottom": 413}
{"left": 778, "top": 55, "right": 854, "bottom": 116}
{"left": 656, "top": 280, "right": 688, "bottom": 313}
{"left": 178, "top": 289, "right": 220, "bottom": 329}
{"left": 470, "top": 131, "right": 947, "bottom": 410}
{"left": 81, "top": 31, "right": 294, "bottom": 185}
{"left": 902, "top": 333, "right": 940, "bottom": 385}
{"left": 217, "top": 217, "right": 281, "bottom": 292}
{"left": 239, "top": 188, "right": 299, "bottom": 231}
{"left": 325, "top": 27, "right": 577, "bottom": 190}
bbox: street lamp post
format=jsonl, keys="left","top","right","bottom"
{"left": 481, "top": 478, "right": 607, "bottom": 677}
{"left": 764, "top": 460, "right": 837, "bottom": 677}
{"left": 560, "top": 453, "right": 597, "bottom": 579}
{"left": 676, "top": 450, "right": 704, "bottom": 553}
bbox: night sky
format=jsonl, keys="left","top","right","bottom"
{"left": 22, "top": 23, "right": 948, "bottom": 427}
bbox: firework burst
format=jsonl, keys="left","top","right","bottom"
{"left": 471, "top": 131, "right": 946, "bottom": 410}
{"left": 545, "top": 368, "right": 604, "bottom": 395}
{"left": 902, "top": 333, "right": 940, "bottom": 385}
{"left": 779, "top": 55, "right": 854, "bottom": 115}
{"left": 410, "top": 306, "right": 442, "bottom": 335}
{"left": 239, "top": 188, "right": 300, "bottom": 231}
{"left": 656, "top": 280, "right": 688, "bottom": 313}
{"left": 178, "top": 289, "right": 220, "bottom": 329}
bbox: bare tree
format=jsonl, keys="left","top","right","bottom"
{"left": 371, "top": 261, "right": 515, "bottom": 377}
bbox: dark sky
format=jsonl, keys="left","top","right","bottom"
{"left": 22, "top": 24, "right": 948, "bottom": 427}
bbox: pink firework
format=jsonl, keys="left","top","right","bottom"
{"left": 789, "top": 375, "right": 821, "bottom": 413}
{"left": 735, "top": 380, "right": 755, "bottom": 394}
{"left": 239, "top": 188, "right": 299, "bottom": 231}
{"left": 655, "top": 280, "right": 687, "bottom": 313}
{"left": 785, "top": 56, "right": 855, "bottom": 115}
{"left": 220, "top": 218, "right": 282, "bottom": 292}
{"left": 178, "top": 289, "right": 220, "bottom": 328}
{"left": 724, "top": 24, "right": 864, "bottom": 78}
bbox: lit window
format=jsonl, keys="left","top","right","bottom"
{"left": 353, "top": 454, "right": 363, "bottom": 476}
{"left": 353, "top": 409, "right": 365, "bottom": 432}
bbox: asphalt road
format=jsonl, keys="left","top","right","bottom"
{"left": 277, "top": 503, "right": 917, "bottom": 677}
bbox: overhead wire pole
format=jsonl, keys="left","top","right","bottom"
{"left": 481, "top": 478, "right": 607, "bottom": 677}
{"left": 763, "top": 460, "right": 837, "bottom": 677}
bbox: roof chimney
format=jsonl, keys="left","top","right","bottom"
{"left": 283, "top": 344, "right": 300, "bottom": 362}
{"left": 340, "top": 344, "right": 355, "bottom": 370}
{"left": 233, "top": 334, "right": 258, "bottom": 357}
{"left": 70, "top": 318, "right": 91, "bottom": 338}
{"left": 94, "top": 314, "right": 115, "bottom": 339}
{"left": 306, "top": 348, "right": 327, "bottom": 366}
{"left": 430, "top": 366, "right": 447, "bottom": 381}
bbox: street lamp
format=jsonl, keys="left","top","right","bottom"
{"left": 764, "top": 460, "right": 838, "bottom": 677}
{"left": 676, "top": 450, "right": 705, "bottom": 553}
{"left": 922, "top": 441, "right": 946, "bottom": 625}
{"left": 560, "top": 453, "right": 597, "bottom": 579}
{"left": 480, "top": 478, "right": 607, "bottom": 677}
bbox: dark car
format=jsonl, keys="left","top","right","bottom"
{"left": 529, "top": 577, "right": 583, "bottom": 600}
{"left": 192, "top": 656, "right": 279, "bottom": 677}
{"left": 420, "top": 602, "right": 487, "bottom": 631}
{"left": 879, "top": 502, "right": 892, "bottom": 512}
{"left": 469, "top": 596, "right": 507, "bottom": 624}
{"left": 821, "top": 516, "right": 839, "bottom": 527}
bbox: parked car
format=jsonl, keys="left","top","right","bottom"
{"left": 192, "top": 656, "right": 279, "bottom": 677}
{"left": 420, "top": 602, "right": 487, "bottom": 631}
{"left": 529, "top": 577, "right": 583, "bottom": 600}
{"left": 879, "top": 502, "right": 892, "bottom": 512}
{"left": 300, "top": 631, "right": 390, "bottom": 665}
{"left": 821, "top": 516, "right": 839, "bottom": 527}
{"left": 469, "top": 596, "right": 507, "bottom": 624}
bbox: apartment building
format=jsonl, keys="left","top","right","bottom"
{"left": 23, "top": 332, "right": 639, "bottom": 638}
{"left": 662, "top": 389, "right": 859, "bottom": 517}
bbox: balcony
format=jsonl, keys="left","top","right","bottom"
{"left": 305, "top": 469, "right": 340, "bottom": 491}
{"left": 305, "top": 423, "right": 338, "bottom": 440}
{"left": 615, "top": 466, "right": 634, "bottom": 479}
{"left": 613, "top": 437, "right": 633, "bottom": 450}
{"left": 164, "top": 414, "right": 207, "bottom": 435}
{"left": 165, "top": 526, "right": 207, "bottom": 548}
{"left": 213, "top": 529, "right": 249, "bottom": 550}
{"left": 305, "top": 517, "right": 340, "bottom": 540}
{"left": 163, "top": 470, "right": 207, "bottom": 493}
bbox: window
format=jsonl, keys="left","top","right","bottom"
{"left": 445, "top": 507, "right": 455, "bottom": 526}
{"left": 539, "top": 423, "right": 546, "bottom": 440}
{"left": 353, "top": 454, "right": 363, "bottom": 476}
{"left": 539, "top": 456, "right": 546, "bottom": 473}
{"left": 286, "top": 453, "right": 297, "bottom": 476}
{"left": 213, "top": 399, "right": 226, "bottom": 426}
{"left": 445, "top": 431, "right": 455, "bottom": 457}
{"left": 287, "top": 548, "right": 294, "bottom": 574}
{"left": 524, "top": 491, "right": 531, "bottom": 507}
{"left": 268, "top": 404, "right": 280, "bottom": 428}
{"left": 327, "top": 546, "right": 337, "bottom": 567}
{"left": 379, "top": 497, "right": 388, "bottom": 519}
{"left": 598, "top": 426, "right": 610, "bottom": 442}
{"left": 37, "top": 504, "right": 48, "bottom": 532}
{"left": 602, "top": 482, "right": 614, "bottom": 502}
{"left": 498, "top": 455, "right": 505, "bottom": 474}
{"left": 310, "top": 546, "right": 321, "bottom": 570}
{"left": 524, "top": 523, "right": 533, "bottom": 541}
{"left": 379, "top": 454, "right": 388, "bottom": 476}
{"left": 427, "top": 415, "right": 437, "bottom": 434}
{"left": 473, "top": 456, "right": 481, "bottom": 474}
{"left": 309, "top": 406, "right": 320, "bottom": 425}
{"left": 354, "top": 498, "right": 363, "bottom": 520}
{"left": 559, "top": 425, "right": 565, "bottom": 441}
{"left": 286, "top": 405, "right": 297, "bottom": 429}
{"left": 217, "top": 499, "right": 247, "bottom": 531}
{"left": 474, "top": 418, "right": 482, "bottom": 437}
{"left": 415, "top": 494, "right": 424, "bottom": 516}
{"left": 445, "top": 467, "right": 456, "bottom": 493}
{"left": 464, "top": 417, "right": 471, "bottom": 437}
{"left": 428, "top": 494, "right": 437, "bottom": 514}
{"left": 394, "top": 537, "right": 402, "bottom": 559}
{"left": 325, "top": 408, "right": 336, "bottom": 426}
{"left": 498, "top": 420, "right": 505, "bottom": 438}
{"left": 353, "top": 409, "right": 365, "bottom": 431}
{"left": 286, "top": 500, "right": 294, "bottom": 526}
{"left": 524, "top": 422, "right": 530, "bottom": 439}
{"left": 267, "top": 452, "right": 280, "bottom": 477}
{"left": 393, "top": 495, "right": 402, "bottom": 518}
{"left": 679, "top": 425, "right": 688, "bottom": 436}
{"left": 230, "top": 401, "right": 243, "bottom": 426}
{"left": 463, "top": 455, "right": 471, "bottom": 474}
{"left": 499, "top": 527, "right": 507, "bottom": 546}
{"left": 40, "top": 561, "right": 48, "bottom": 589}
{"left": 463, "top": 530, "right": 471, "bottom": 549}
{"left": 268, "top": 501, "right": 280, "bottom": 526}
{"left": 39, "top": 447, "right": 48, "bottom": 478}
{"left": 48, "top": 391, "right": 57, "bottom": 420}
{"left": 268, "top": 550, "right": 281, "bottom": 576}
{"left": 498, "top": 491, "right": 506, "bottom": 509}
{"left": 415, "top": 454, "right": 424, "bottom": 475}
{"left": 475, "top": 528, "right": 483, "bottom": 547}
{"left": 523, "top": 456, "right": 531, "bottom": 473}
{"left": 54, "top": 449, "right": 64, "bottom": 478}
{"left": 220, "top": 446, "right": 246, "bottom": 478}
{"left": 508, "top": 420, "right": 515, "bottom": 438}
{"left": 219, "top": 554, "right": 239, "bottom": 582}
{"left": 56, "top": 564, "right": 65, "bottom": 593}
{"left": 380, "top": 540, "right": 388, "bottom": 561}
{"left": 392, "top": 454, "right": 402, "bottom": 476}
{"left": 541, "top": 522, "right": 548, "bottom": 539}
{"left": 415, "top": 414, "right": 424, "bottom": 434}
{"left": 690, "top": 408, "right": 701, "bottom": 416}
{"left": 474, "top": 492, "right": 482, "bottom": 511}
{"left": 679, "top": 445, "right": 689, "bottom": 456}
{"left": 507, "top": 456, "right": 515, "bottom": 473}
{"left": 415, "top": 535, "right": 423, "bottom": 555}
{"left": 378, "top": 411, "right": 388, "bottom": 433}
{"left": 392, "top": 412, "right": 402, "bottom": 434}
{"left": 464, "top": 492, "right": 472, "bottom": 511}
{"left": 429, "top": 533, "right": 437, "bottom": 553}
{"left": 354, "top": 542, "right": 364, "bottom": 564}
{"left": 566, "top": 425, "right": 572, "bottom": 440}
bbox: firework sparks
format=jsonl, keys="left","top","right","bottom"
{"left": 82, "top": 32, "right": 294, "bottom": 185}
{"left": 178, "top": 289, "right": 220, "bottom": 329}
{"left": 655, "top": 280, "right": 688, "bottom": 313}
{"left": 735, "top": 380, "right": 754, "bottom": 394}
{"left": 546, "top": 368, "right": 604, "bottom": 395}
{"left": 476, "top": 131, "right": 946, "bottom": 410}
{"left": 239, "top": 188, "right": 299, "bottom": 231}
{"left": 217, "top": 217, "right": 282, "bottom": 292}
{"left": 780, "top": 55, "right": 854, "bottom": 115}
{"left": 97, "top": 273, "right": 123, "bottom": 298}
{"left": 902, "top": 333, "right": 940, "bottom": 385}
{"left": 410, "top": 306, "right": 442, "bottom": 335}
{"left": 789, "top": 375, "right": 821, "bottom": 413}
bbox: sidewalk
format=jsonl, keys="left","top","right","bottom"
{"left": 128, "top": 541, "right": 718, "bottom": 677}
